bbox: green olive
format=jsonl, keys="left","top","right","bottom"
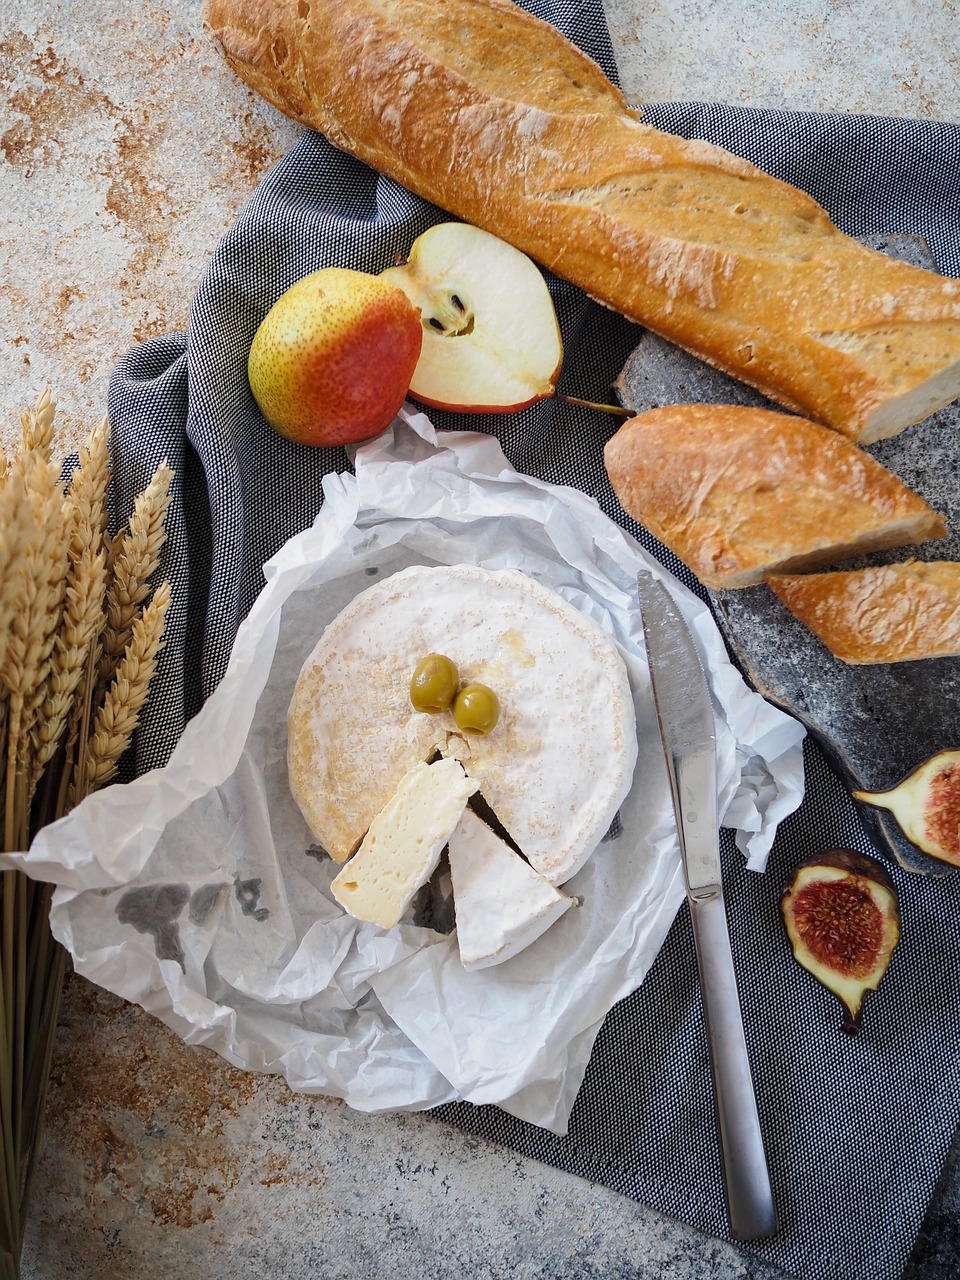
{"left": 452, "top": 682, "right": 500, "bottom": 735}
{"left": 410, "top": 653, "right": 459, "bottom": 714}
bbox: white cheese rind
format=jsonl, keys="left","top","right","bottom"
{"left": 330, "top": 758, "right": 477, "bottom": 929}
{"left": 288, "top": 563, "right": 637, "bottom": 883}
{"left": 448, "top": 807, "right": 574, "bottom": 970}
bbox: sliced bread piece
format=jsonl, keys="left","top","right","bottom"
{"left": 767, "top": 561, "right": 960, "bottom": 664}
{"left": 604, "top": 404, "right": 947, "bottom": 589}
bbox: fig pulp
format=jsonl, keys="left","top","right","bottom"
{"left": 853, "top": 749, "right": 960, "bottom": 868}
{"left": 781, "top": 849, "right": 900, "bottom": 1034}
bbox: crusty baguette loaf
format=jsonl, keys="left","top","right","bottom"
{"left": 202, "top": 0, "right": 960, "bottom": 443}
{"left": 767, "top": 561, "right": 960, "bottom": 663}
{"left": 603, "top": 404, "right": 947, "bottom": 588}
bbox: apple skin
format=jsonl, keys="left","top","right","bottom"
{"left": 248, "top": 267, "right": 423, "bottom": 448}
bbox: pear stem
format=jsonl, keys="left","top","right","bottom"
{"left": 560, "top": 394, "right": 632, "bottom": 417}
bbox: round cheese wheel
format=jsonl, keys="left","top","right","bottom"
{"left": 287, "top": 563, "right": 637, "bottom": 885}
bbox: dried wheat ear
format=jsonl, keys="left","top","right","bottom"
{"left": 0, "top": 388, "right": 174, "bottom": 841}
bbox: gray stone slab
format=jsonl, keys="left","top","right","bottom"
{"left": 615, "top": 235, "right": 960, "bottom": 875}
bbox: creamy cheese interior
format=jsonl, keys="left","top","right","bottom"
{"left": 330, "top": 758, "right": 477, "bottom": 929}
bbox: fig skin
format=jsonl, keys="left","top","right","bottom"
{"left": 781, "top": 848, "right": 900, "bottom": 1034}
{"left": 853, "top": 748, "right": 960, "bottom": 869}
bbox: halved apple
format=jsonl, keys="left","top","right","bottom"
{"left": 381, "top": 222, "right": 563, "bottom": 412}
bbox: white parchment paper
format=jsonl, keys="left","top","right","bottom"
{"left": 8, "top": 409, "right": 806, "bottom": 1134}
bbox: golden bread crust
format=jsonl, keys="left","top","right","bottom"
{"left": 603, "top": 404, "right": 947, "bottom": 588}
{"left": 202, "top": 0, "right": 960, "bottom": 440}
{"left": 767, "top": 561, "right": 960, "bottom": 663}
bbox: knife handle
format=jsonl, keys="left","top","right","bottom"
{"left": 690, "top": 893, "right": 778, "bottom": 1241}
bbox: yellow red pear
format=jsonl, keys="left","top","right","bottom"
{"left": 248, "top": 266, "right": 422, "bottom": 447}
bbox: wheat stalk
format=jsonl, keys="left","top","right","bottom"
{"left": 16, "top": 390, "right": 55, "bottom": 464}
{"left": 41, "top": 418, "right": 114, "bottom": 815}
{"left": 100, "top": 461, "right": 173, "bottom": 692}
{"left": 81, "top": 578, "right": 171, "bottom": 795}
{"left": 66, "top": 417, "right": 110, "bottom": 563}
{"left": 1, "top": 452, "right": 69, "bottom": 853}
{"left": 0, "top": 392, "right": 174, "bottom": 1279}
{"left": 0, "top": 482, "right": 29, "bottom": 704}
{"left": 28, "top": 545, "right": 106, "bottom": 801}
{"left": 0, "top": 424, "right": 69, "bottom": 1260}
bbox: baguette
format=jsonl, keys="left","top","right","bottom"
{"left": 767, "top": 561, "right": 960, "bottom": 663}
{"left": 203, "top": 0, "right": 960, "bottom": 442}
{"left": 603, "top": 404, "right": 947, "bottom": 589}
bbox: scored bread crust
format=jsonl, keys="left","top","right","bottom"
{"left": 603, "top": 404, "right": 947, "bottom": 589}
{"left": 767, "top": 561, "right": 960, "bottom": 663}
{"left": 202, "top": 0, "right": 960, "bottom": 442}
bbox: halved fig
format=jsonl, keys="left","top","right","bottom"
{"left": 853, "top": 749, "right": 960, "bottom": 868}
{"left": 781, "top": 849, "right": 900, "bottom": 1034}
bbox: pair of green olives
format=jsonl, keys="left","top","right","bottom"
{"left": 409, "top": 653, "right": 500, "bottom": 735}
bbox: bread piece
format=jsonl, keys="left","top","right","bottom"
{"left": 603, "top": 404, "right": 947, "bottom": 589}
{"left": 767, "top": 561, "right": 960, "bottom": 663}
{"left": 202, "top": 0, "right": 960, "bottom": 442}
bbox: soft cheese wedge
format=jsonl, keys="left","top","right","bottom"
{"left": 288, "top": 564, "right": 637, "bottom": 886}
{"left": 330, "top": 758, "right": 477, "bottom": 929}
{"left": 447, "top": 808, "right": 574, "bottom": 969}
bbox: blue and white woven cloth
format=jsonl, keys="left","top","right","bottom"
{"left": 106, "top": 4, "right": 960, "bottom": 1277}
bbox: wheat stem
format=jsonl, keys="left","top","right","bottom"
{"left": 0, "top": 956, "right": 17, "bottom": 1272}
{"left": 19, "top": 883, "right": 65, "bottom": 1235}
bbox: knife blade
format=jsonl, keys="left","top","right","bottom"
{"left": 636, "top": 569, "right": 778, "bottom": 1241}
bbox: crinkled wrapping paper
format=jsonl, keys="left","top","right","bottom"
{"left": 8, "top": 410, "right": 804, "bottom": 1133}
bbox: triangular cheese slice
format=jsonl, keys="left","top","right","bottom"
{"left": 448, "top": 807, "right": 573, "bottom": 969}
{"left": 331, "top": 758, "right": 477, "bottom": 928}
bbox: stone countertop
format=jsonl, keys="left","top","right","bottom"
{"left": 2, "top": 2, "right": 959, "bottom": 1277}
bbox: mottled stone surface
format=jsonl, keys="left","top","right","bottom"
{"left": 24, "top": 974, "right": 780, "bottom": 1280}
{"left": 0, "top": 0, "right": 299, "bottom": 456}
{"left": 2, "top": 2, "right": 959, "bottom": 1277}
{"left": 602, "top": 0, "right": 960, "bottom": 115}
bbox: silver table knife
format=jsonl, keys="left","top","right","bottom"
{"left": 636, "top": 570, "right": 778, "bottom": 1241}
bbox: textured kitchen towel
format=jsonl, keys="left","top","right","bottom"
{"left": 104, "top": 4, "right": 960, "bottom": 1279}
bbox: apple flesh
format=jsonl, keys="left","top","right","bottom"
{"left": 248, "top": 267, "right": 423, "bottom": 448}
{"left": 381, "top": 223, "right": 563, "bottom": 413}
